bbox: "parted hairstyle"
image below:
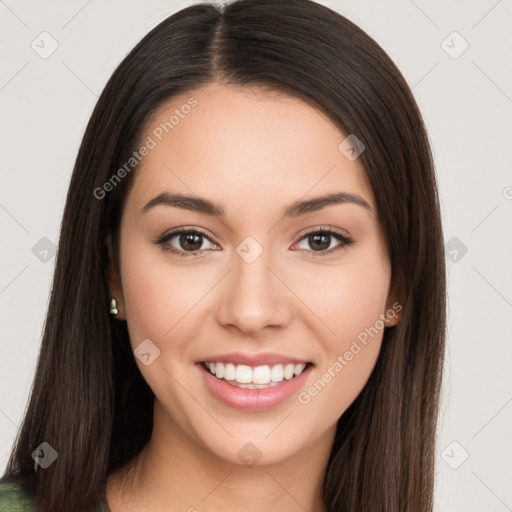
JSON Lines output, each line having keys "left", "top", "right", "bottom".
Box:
{"left": 1, "top": 1, "right": 446, "bottom": 510}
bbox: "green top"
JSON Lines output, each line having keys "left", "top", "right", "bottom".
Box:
{"left": 0, "top": 484, "right": 35, "bottom": 512}
{"left": 0, "top": 483, "right": 110, "bottom": 511}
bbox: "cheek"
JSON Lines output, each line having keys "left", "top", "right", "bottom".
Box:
{"left": 118, "top": 238, "right": 209, "bottom": 398}
{"left": 300, "top": 251, "right": 391, "bottom": 343}
{"left": 296, "top": 246, "right": 390, "bottom": 410}
{"left": 119, "top": 234, "right": 196, "bottom": 347}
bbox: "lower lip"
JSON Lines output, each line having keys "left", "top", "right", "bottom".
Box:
{"left": 197, "top": 363, "right": 313, "bottom": 411}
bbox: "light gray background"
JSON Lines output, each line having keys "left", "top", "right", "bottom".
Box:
{"left": 1, "top": 1, "right": 511, "bottom": 510}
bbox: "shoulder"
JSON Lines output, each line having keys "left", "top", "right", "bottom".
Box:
{"left": 0, "top": 483, "right": 36, "bottom": 512}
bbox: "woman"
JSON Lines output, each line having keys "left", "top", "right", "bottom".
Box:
{"left": 0, "top": 0, "right": 446, "bottom": 510}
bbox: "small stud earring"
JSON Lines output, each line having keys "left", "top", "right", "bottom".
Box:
{"left": 110, "top": 298, "right": 119, "bottom": 316}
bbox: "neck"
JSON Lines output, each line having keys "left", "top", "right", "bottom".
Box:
{"left": 107, "top": 399, "right": 334, "bottom": 512}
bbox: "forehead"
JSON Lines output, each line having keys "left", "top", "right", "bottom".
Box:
{"left": 125, "top": 83, "right": 375, "bottom": 221}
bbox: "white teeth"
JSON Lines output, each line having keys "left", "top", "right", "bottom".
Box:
{"left": 284, "top": 363, "right": 295, "bottom": 380}
{"left": 215, "top": 363, "right": 225, "bottom": 379}
{"left": 228, "top": 381, "right": 280, "bottom": 389}
{"left": 224, "top": 363, "right": 236, "bottom": 381}
{"left": 294, "top": 363, "right": 306, "bottom": 376}
{"left": 206, "top": 361, "right": 308, "bottom": 385}
{"left": 253, "top": 365, "right": 271, "bottom": 384}
{"left": 235, "top": 364, "right": 253, "bottom": 384}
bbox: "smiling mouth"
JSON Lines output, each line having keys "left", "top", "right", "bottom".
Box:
{"left": 200, "top": 361, "right": 314, "bottom": 389}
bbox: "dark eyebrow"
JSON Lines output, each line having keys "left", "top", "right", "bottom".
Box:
{"left": 142, "top": 192, "right": 225, "bottom": 216}
{"left": 141, "top": 191, "right": 373, "bottom": 217}
{"left": 283, "top": 192, "right": 373, "bottom": 216}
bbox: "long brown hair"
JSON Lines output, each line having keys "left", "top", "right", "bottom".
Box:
{"left": 1, "top": 1, "right": 446, "bottom": 510}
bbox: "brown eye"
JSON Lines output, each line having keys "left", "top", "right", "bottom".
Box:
{"left": 178, "top": 232, "right": 203, "bottom": 251}
{"left": 156, "top": 229, "right": 219, "bottom": 257}
{"left": 293, "top": 227, "right": 354, "bottom": 257}
{"left": 306, "top": 233, "right": 332, "bottom": 251}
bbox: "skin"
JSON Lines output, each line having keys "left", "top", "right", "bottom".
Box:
{"left": 106, "top": 83, "right": 400, "bottom": 512}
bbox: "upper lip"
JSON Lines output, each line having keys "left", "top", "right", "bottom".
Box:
{"left": 197, "top": 352, "right": 312, "bottom": 367}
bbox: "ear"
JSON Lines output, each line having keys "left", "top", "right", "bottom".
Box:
{"left": 107, "top": 234, "right": 126, "bottom": 320}
{"left": 384, "top": 281, "right": 402, "bottom": 327}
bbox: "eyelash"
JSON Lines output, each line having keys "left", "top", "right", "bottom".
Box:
{"left": 154, "top": 226, "right": 354, "bottom": 259}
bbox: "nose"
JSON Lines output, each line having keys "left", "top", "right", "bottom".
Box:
{"left": 216, "top": 242, "right": 293, "bottom": 335}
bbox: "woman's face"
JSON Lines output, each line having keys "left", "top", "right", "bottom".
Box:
{"left": 111, "top": 83, "right": 399, "bottom": 466}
